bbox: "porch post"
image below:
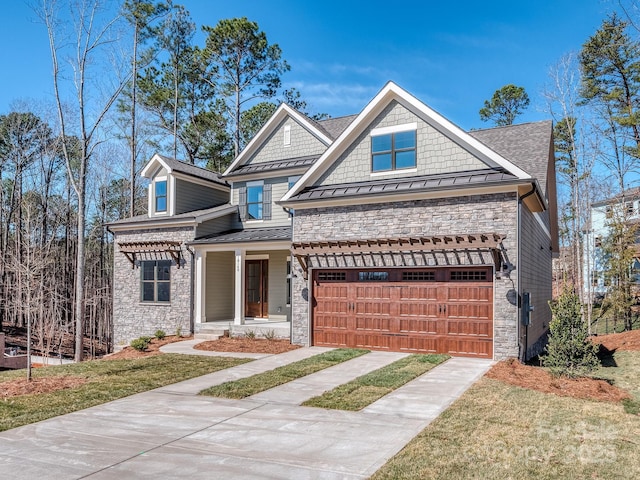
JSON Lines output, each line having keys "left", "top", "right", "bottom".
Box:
{"left": 194, "top": 249, "right": 206, "bottom": 326}
{"left": 234, "top": 248, "right": 245, "bottom": 325}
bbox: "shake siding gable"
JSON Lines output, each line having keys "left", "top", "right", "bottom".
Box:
{"left": 316, "top": 101, "right": 488, "bottom": 186}
{"left": 246, "top": 116, "right": 327, "bottom": 165}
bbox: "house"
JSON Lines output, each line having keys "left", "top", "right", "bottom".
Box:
{"left": 582, "top": 188, "right": 640, "bottom": 302}
{"left": 108, "top": 82, "right": 558, "bottom": 361}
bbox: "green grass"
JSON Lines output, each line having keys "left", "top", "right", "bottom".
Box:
{"left": 0, "top": 354, "right": 251, "bottom": 432}
{"left": 199, "top": 348, "right": 368, "bottom": 399}
{"left": 303, "top": 354, "right": 449, "bottom": 410}
{"left": 372, "top": 350, "right": 640, "bottom": 480}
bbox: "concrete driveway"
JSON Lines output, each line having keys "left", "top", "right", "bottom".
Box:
{"left": 0, "top": 346, "right": 493, "bottom": 479}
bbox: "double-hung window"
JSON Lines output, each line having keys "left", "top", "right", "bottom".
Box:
{"left": 141, "top": 260, "right": 171, "bottom": 303}
{"left": 371, "top": 126, "right": 416, "bottom": 172}
{"left": 247, "top": 181, "right": 264, "bottom": 220}
{"left": 155, "top": 180, "right": 167, "bottom": 213}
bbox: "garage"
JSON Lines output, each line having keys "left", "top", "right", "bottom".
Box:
{"left": 312, "top": 267, "right": 493, "bottom": 358}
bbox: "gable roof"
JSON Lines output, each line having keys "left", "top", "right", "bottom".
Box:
{"left": 281, "top": 82, "right": 533, "bottom": 204}
{"left": 140, "top": 154, "right": 228, "bottom": 188}
{"left": 316, "top": 114, "right": 358, "bottom": 139}
{"left": 223, "top": 103, "right": 334, "bottom": 177}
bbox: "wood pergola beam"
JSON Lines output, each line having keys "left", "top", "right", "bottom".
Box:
{"left": 118, "top": 241, "right": 183, "bottom": 269}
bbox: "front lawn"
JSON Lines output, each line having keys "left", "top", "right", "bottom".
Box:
{"left": 303, "top": 354, "right": 448, "bottom": 410}
{"left": 372, "top": 350, "right": 640, "bottom": 479}
{"left": 0, "top": 354, "right": 251, "bottom": 432}
{"left": 199, "top": 348, "right": 368, "bottom": 398}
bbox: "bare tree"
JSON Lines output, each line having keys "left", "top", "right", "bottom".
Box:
{"left": 40, "top": 0, "right": 130, "bottom": 361}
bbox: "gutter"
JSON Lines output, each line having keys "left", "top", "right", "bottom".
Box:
{"left": 518, "top": 184, "right": 537, "bottom": 362}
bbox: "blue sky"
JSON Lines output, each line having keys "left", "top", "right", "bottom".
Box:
{"left": 0, "top": 0, "right": 617, "bottom": 130}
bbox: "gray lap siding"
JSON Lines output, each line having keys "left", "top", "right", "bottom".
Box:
{"left": 291, "top": 193, "right": 521, "bottom": 359}
{"left": 112, "top": 227, "right": 194, "bottom": 347}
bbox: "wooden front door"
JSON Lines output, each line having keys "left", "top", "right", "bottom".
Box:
{"left": 312, "top": 267, "right": 493, "bottom": 358}
{"left": 246, "top": 260, "right": 268, "bottom": 317}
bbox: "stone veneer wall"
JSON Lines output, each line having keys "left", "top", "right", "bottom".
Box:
{"left": 112, "top": 226, "right": 194, "bottom": 348}
{"left": 291, "top": 193, "right": 521, "bottom": 360}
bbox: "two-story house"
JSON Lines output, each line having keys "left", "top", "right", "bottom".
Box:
{"left": 583, "top": 188, "right": 640, "bottom": 301}
{"left": 109, "top": 82, "right": 558, "bottom": 361}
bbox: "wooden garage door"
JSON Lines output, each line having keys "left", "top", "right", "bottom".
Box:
{"left": 312, "top": 267, "right": 493, "bottom": 358}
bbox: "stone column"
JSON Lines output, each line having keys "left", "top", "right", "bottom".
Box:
{"left": 194, "top": 249, "right": 206, "bottom": 325}
{"left": 234, "top": 248, "right": 246, "bottom": 325}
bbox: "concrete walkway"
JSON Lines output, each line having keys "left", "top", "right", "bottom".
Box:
{"left": 0, "top": 344, "right": 493, "bottom": 479}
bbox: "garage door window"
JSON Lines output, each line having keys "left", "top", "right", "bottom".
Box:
{"left": 358, "top": 271, "right": 389, "bottom": 281}
{"left": 450, "top": 270, "right": 488, "bottom": 281}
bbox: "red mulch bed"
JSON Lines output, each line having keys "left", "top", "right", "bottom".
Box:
{"left": 486, "top": 358, "right": 630, "bottom": 403}
{"left": 103, "top": 335, "right": 194, "bottom": 360}
{"left": 194, "top": 337, "right": 300, "bottom": 354}
{"left": 594, "top": 329, "right": 640, "bottom": 352}
{"left": 1, "top": 376, "right": 87, "bottom": 398}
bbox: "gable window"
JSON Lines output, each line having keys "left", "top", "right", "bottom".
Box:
{"left": 155, "top": 180, "right": 167, "bottom": 213}
{"left": 141, "top": 260, "right": 171, "bottom": 303}
{"left": 371, "top": 129, "right": 416, "bottom": 172}
{"left": 284, "top": 125, "right": 291, "bottom": 146}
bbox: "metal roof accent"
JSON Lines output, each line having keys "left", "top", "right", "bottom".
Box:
{"left": 192, "top": 226, "right": 292, "bottom": 244}
{"left": 118, "top": 241, "right": 182, "bottom": 268}
{"left": 225, "top": 155, "right": 319, "bottom": 177}
{"left": 291, "top": 233, "right": 506, "bottom": 279}
{"left": 286, "top": 169, "right": 518, "bottom": 203}
{"left": 107, "top": 203, "right": 237, "bottom": 229}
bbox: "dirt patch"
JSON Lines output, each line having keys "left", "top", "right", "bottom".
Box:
{"left": 1, "top": 376, "right": 87, "bottom": 398}
{"left": 486, "top": 358, "right": 630, "bottom": 403}
{"left": 104, "top": 335, "right": 193, "bottom": 360}
{"left": 594, "top": 329, "right": 640, "bottom": 352}
{"left": 194, "top": 337, "right": 300, "bottom": 354}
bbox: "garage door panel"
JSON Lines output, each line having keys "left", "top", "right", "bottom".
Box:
{"left": 398, "top": 318, "right": 440, "bottom": 334}
{"left": 312, "top": 268, "right": 493, "bottom": 358}
{"left": 446, "top": 338, "right": 492, "bottom": 358}
{"left": 447, "top": 319, "right": 493, "bottom": 338}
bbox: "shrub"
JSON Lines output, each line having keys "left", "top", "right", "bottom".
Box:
{"left": 544, "top": 287, "right": 600, "bottom": 378}
{"left": 154, "top": 329, "right": 166, "bottom": 340}
{"left": 130, "top": 336, "right": 151, "bottom": 352}
{"left": 263, "top": 329, "right": 277, "bottom": 341}
{"left": 244, "top": 329, "right": 256, "bottom": 340}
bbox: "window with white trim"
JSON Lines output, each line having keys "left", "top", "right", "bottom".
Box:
{"left": 155, "top": 180, "right": 167, "bottom": 213}
{"left": 371, "top": 130, "right": 416, "bottom": 172}
{"left": 141, "top": 260, "right": 171, "bottom": 303}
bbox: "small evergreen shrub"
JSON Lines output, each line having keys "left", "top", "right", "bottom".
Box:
{"left": 244, "top": 329, "right": 256, "bottom": 340}
{"left": 130, "top": 336, "right": 151, "bottom": 352}
{"left": 263, "top": 329, "right": 277, "bottom": 341}
{"left": 154, "top": 329, "right": 166, "bottom": 340}
{"left": 544, "top": 288, "right": 600, "bottom": 378}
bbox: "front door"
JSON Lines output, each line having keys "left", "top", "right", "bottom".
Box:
{"left": 246, "top": 259, "right": 268, "bottom": 317}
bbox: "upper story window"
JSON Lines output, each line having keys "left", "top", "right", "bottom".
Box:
{"left": 155, "top": 180, "right": 167, "bottom": 213}
{"left": 141, "top": 260, "right": 171, "bottom": 303}
{"left": 371, "top": 126, "right": 417, "bottom": 173}
{"left": 247, "top": 181, "right": 264, "bottom": 220}
{"left": 239, "top": 181, "right": 272, "bottom": 222}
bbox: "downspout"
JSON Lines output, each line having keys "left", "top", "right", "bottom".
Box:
{"left": 518, "top": 184, "right": 537, "bottom": 362}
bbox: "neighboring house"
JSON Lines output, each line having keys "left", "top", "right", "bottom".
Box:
{"left": 108, "top": 82, "right": 558, "bottom": 361}
{"left": 582, "top": 188, "right": 640, "bottom": 301}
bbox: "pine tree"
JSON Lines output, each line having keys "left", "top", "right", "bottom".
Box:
{"left": 544, "top": 287, "right": 600, "bottom": 378}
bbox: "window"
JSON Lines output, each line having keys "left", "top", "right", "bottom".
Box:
{"left": 247, "top": 182, "right": 263, "bottom": 220}
{"left": 371, "top": 130, "right": 416, "bottom": 172}
{"left": 358, "top": 271, "right": 389, "bottom": 281}
{"left": 605, "top": 205, "right": 613, "bottom": 218}
{"left": 288, "top": 176, "right": 301, "bottom": 190}
{"left": 628, "top": 202, "right": 635, "bottom": 215}
{"left": 155, "top": 180, "right": 167, "bottom": 213}
{"left": 141, "top": 260, "right": 171, "bottom": 303}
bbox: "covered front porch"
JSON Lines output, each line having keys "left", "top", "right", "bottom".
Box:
{"left": 191, "top": 227, "right": 293, "bottom": 339}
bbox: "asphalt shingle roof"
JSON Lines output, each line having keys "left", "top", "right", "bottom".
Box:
{"left": 155, "top": 154, "right": 228, "bottom": 187}
{"left": 469, "top": 120, "right": 553, "bottom": 197}
{"left": 316, "top": 114, "right": 358, "bottom": 139}
{"left": 192, "top": 226, "right": 292, "bottom": 244}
